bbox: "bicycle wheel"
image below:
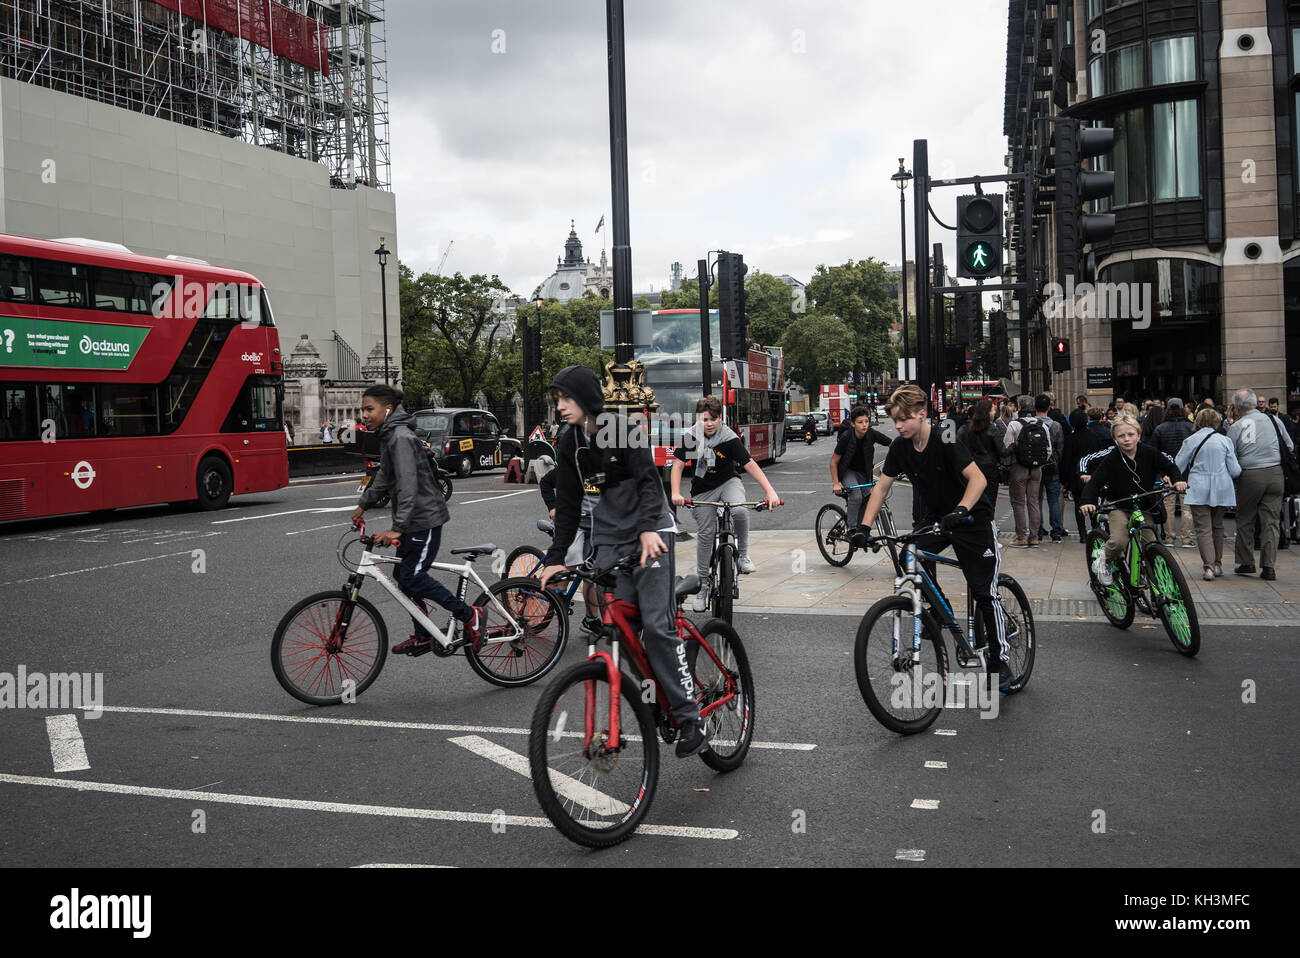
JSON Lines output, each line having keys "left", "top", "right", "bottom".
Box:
{"left": 529, "top": 660, "right": 659, "bottom": 848}
{"left": 815, "top": 503, "right": 854, "bottom": 567}
{"left": 711, "top": 545, "right": 734, "bottom": 623}
{"left": 271, "top": 591, "right": 387, "bottom": 706}
{"left": 438, "top": 475, "right": 453, "bottom": 502}
{"left": 465, "top": 577, "right": 569, "bottom": 687}
{"left": 1086, "top": 530, "right": 1134, "bottom": 629}
{"left": 853, "top": 595, "right": 948, "bottom": 734}
{"left": 974, "top": 574, "right": 1036, "bottom": 694}
{"left": 693, "top": 618, "right": 755, "bottom": 772}
{"left": 1145, "top": 541, "right": 1200, "bottom": 657}
{"left": 502, "top": 544, "right": 545, "bottom": 581}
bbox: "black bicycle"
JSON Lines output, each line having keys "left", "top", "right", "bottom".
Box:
{"left": 685, "top": 499, "right": 780, "bottom": 623}
{"left": 853, "top": 523, "right": 1035, "bottom": 734}
{"left": 815, "top": 481, "right": 896, "bottom": 567}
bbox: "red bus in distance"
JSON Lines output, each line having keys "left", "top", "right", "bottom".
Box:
{"left": 0, "top": 234, "right": 288, "bottom": 522}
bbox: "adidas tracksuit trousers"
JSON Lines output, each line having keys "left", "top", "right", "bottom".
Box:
{"left": 913, "top": 520, "right": 1010, "bottom": 664}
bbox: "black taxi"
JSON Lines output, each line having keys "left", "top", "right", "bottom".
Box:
{"left": 411, "top": 407, "right": 523, "bottom": 477}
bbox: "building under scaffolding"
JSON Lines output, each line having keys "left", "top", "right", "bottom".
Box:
{"left": 0, "top": 0, "right": 389, "bottom": 190}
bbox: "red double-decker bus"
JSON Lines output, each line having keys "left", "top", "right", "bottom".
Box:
{"left": 0, "top": 234, "right": 288, "bottom": 522}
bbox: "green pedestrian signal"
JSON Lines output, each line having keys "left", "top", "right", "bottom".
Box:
{"left": 956, "top": 194, "right": 1003, "bottom": 279}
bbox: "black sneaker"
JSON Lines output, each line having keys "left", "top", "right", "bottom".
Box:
{"left": 1261, "top": 567, "right": 1277, "bottom": 581}
{"left": 580, "top": 615, "right": 602, "bottom": 636}
{"left": 1234, "top": 564, "right": 1257, "bottom": 576}
{"left": 998, "top": 662, "right": 1015, "bottom": 693}
{"left": 675, "top": 717, "right": 710, "bottom": 758}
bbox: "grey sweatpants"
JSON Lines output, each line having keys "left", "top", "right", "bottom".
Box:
{"left": 592, "top": 536, "right": 700, "bottom": 725}
{"left": 691, "top": 477, "right": 749, "bottom": 580}
{"left": 1234, "top": 467, "right": 1284, "bottom": 570}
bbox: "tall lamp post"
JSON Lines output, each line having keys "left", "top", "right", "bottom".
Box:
{"left": 374, "top": 238, "right": 391, "bottom": 385}
{"left": 891, "top": 160, "right": 912, "bottom": 382}
{"left": 529, "top": 289, "right": 544, "bottom": 440}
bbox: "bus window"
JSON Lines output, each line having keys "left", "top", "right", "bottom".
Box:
{"left": 91, "top": 268, "right": 158, "bottom": 314}
{"left": 203, "top": 284, "right": 262, "bottom": 324}
{"left": 0, "top": 255, "right": 33, "bottom": 303}
{"left": 222, "top": 376, "right": 282, "bottom": 432}
{"left": 1, "top": 384, "right": 37, "bottom": 440}
{"left": 749, "top": 390, "right": 766, "bottom": 425}
{"left": 768, "top": 391, "right": 783, "bottom": 424}
{"left": 44, "top": 383, "right": 98, "bottom": 438}
{"left": 259, "top": 288, "right": 276, "bottom": 327}
{"left": 99, "top": 383, "right": 160, "bottom": 437}
{"left": 36, "top": 260, "right": 90, "bottom": 308}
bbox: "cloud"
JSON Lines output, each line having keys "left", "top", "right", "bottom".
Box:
{"left": 388, "top": 0, "right": 1011, "bottom": 296}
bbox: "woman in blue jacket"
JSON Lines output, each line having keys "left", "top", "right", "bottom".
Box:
{"left": 1175, "top": 407, "right": 1242, "bottom": 581}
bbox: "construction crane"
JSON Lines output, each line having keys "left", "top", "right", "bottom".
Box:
{"left": 436, "top": 240, "right": 454, "bottom": 276}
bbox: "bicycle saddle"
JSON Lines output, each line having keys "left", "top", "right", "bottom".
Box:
{"left": 450, "top": 543, "right": 497, "bottom": 557}
{"left": 537, "top": 518, "right": 555, "bottom": 535}
{"left": 674, "top": 574, "right": 702, "bottom": 600}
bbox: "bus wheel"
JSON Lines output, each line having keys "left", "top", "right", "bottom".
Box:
{"left": 195, "top": 456, "right": 233, "bottom": 510}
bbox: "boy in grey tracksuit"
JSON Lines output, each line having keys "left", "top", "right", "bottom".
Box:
{"left": 537, "top": 365, "right": 707, "bottom": 758}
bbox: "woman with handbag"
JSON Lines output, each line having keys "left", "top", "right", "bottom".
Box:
{"left": 1177, "top": 407, "right": 1241, "bottom": 580}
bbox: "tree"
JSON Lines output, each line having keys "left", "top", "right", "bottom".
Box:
{"left": 743, "top": 271, "right": 798, "bottom": 347}
{"left": 779, "top": 311, "right": 854, "bottom": 398}
{"left": 399, "top": 267, "right": 515, "bottom": 405}
{"left": 806, "top": 259, "right": 901, "bottom": 382}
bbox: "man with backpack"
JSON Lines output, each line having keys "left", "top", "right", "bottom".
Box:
{"left": 1002, "top": 394, "right": 1053, "bottom": 546}
{"left": 1032, "top": 394, "right": 1067, "bottom": 541}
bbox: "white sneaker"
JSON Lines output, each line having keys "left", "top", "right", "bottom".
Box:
{"left": 1091, "top": 549, "right": 1113, "bottom": 586}
{"left": 737, "top": 554, "right": 757, "bottom": 574}
{"left": 691, "top": 591, "right": 709, "bottom": 613}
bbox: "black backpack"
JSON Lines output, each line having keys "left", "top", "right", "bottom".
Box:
{"left": 1016, "top": 417, "right": 1051, "bottom": 468}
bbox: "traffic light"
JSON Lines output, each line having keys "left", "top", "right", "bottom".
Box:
{"left": 522, "top": 320, "right": 542, "bottom": 375}
{"left": 989, "top": 310, "right": 1009, "bottom": 378}
{"left": 956, "top": 194, "right": 1003, "bottom": 279}
{"left": 1054, "top": 118, "right": 1115, "bottom": 284}
{"left": 953, "top": 291, "right": 981, "bottom": 345}
{"left": 944, "top": 345, "right": 967, "bottom": 377}
{"left": 1052, "top": 336, "right": 1071, "bottom": 373}
{"left": 718, "top": 250, "right": 748, "bottom": 358}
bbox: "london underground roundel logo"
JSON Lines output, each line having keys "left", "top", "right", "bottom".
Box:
{"left": 71, "top": 460, "right": 96, "bottom": 490}
{"left": 80, "top": 336, "right": 93, "bottom": 354}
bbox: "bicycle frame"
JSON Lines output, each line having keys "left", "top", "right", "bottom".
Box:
{"left": 584, "top": 595, "right": 737, "bottom": 753}
{"left": 1092, "top": 490, "right": 1165, "bottom": 591}
{"left": 882, "top": 536, "right": 984, "bottom": 669}
{"left": 349, "top": 546, "right": 522, "bottom": 651}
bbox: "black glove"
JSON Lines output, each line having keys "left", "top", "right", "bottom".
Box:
{"left": 940, "top": 506, "right": 972, "bottom": 531}
{"left": 848, "top": 525, "right": 874, "bottom": 549}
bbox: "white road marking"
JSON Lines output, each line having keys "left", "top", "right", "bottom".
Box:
{"left": 911, "top": 799, "right": 940, "bottom": 810}
{"left": 933, "top": 729, "right": 957, "bottom": 736}
{"left": 317, "top": 495, "right": 364, "bottom": 501}
{"left": 458, "top": 490, "right": 535, "bottom": 505}
{"left": 895, "top": 849, "right": 927, "bottom": 862}
{"left": 286, "top": 524, "right": 349, "bottom": 536}
{"left": 0, "top": 773, "right": 738, "bottom": 840}
{"left": 0, "top": 551, "right": 196, "bottom": 587}
{"left": 353, "top": 863, "right": 457, "bottom": 868}
{"left": 211, "top": 506, "right": 356, "bottom": 524}
{"left": 46, "top": 715, "right": 89, "bottom": 773}
{"left": 924, "top": 761, "right": 948, "bottom": 769}
{"left": 450, "top": 734, "right": 628, "bottom": 816}
{"left": 95, "top": 705, "right": 818, "bottom": 751}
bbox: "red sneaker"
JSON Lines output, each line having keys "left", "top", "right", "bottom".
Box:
{"left": 392, "top": 635, "right": 432, "bottom": 655}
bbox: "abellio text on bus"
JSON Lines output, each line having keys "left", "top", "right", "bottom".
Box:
{"left": 0, "top": 233, "right": 288, "bottom": 522}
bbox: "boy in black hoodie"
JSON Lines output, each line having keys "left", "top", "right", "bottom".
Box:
{"left": 537, "top": 366, "right": 708, "bottom": 758}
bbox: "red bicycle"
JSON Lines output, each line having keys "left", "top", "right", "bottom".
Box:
{"left": 528, "top": 554, "right": 755, "bottom": 847}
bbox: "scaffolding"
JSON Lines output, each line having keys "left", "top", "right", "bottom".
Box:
{"left": 0, "top": 0, "right": 389, "bottom": 190}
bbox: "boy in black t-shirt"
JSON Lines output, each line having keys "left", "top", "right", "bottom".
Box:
{"left": 671, "top": 395, "right": 781, "bottom": 612}
{"left": 830, "top": 404, "right": 893, "bottom": 529}
{"left": 857, "top": 385, "right": 1014, "bottom": 690}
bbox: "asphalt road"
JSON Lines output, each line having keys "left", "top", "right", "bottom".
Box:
{"left": 0, "top": 444, "right": 1296, "bottom": 867}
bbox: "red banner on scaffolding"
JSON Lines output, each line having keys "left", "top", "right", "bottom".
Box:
{"left": 152, "top": 0, "right": 330, "bottom": 76}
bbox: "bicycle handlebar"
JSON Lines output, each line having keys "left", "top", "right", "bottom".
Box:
{"left": 683, "top": 499, "right": 783, "bottom": 511}
{"left": 1092, "top": 483, "right": 1172, "bottom": 514}
{"left": 545, "top": 552, "right": 640, "bottom": 586}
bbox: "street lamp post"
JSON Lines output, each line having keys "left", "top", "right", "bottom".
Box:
{"left": 529, "top": 289, "right": 544, "bottom": 441}
{"left": 374, "top": 238, "right": 391, "bottom": 385}
{"left": 891, "top": 159, "right": 912, "bottom": 382}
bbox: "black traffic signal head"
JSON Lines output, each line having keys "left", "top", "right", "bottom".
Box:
{"left": 956, "top": 194, "right": 1004, "bottom": 279}
{"left": 1054, "top": 118, "right": 1116, "bottom": 284}
{"left": 953, "top": 291, "right": 981, "bottom": 345}
{"left": 989, "top": 309, "right": 1009, "bottom": 379}
{"left": 717, "top": 250, "right": 748, "bottom": 358}
{"left": 1051, "top": 336, "right": 1071, "bottom": 373}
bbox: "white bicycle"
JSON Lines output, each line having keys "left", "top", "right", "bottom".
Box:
{"left": 271, "top": 521, "right": 569, "bottom": 705}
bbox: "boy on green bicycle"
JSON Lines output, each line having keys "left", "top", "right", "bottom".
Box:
{"left": 855, "top": 384, "right": 1014, "bottom": 690}
{"left": 1078, "top": 414, "right": 1186, "bottom": 586}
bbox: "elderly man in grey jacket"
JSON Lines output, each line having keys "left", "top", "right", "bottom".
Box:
{"left": 1227, "top": 388, "right": 1294, "bottom": 580}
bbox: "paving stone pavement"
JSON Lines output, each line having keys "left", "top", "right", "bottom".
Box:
{"left": 683, "top": 530, "right": 1300, "bottom": 624}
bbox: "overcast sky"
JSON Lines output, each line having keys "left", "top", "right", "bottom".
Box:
{"left": 386, "top": 0, "right": 1010, "bottom": 298}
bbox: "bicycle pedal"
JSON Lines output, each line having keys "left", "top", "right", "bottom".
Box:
{"left": 404, "top": 643, "right": 435, "bottom": 658}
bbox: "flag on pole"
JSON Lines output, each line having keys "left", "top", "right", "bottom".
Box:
{"left": 595, "top": 215, "right": 605, "bottom": 233}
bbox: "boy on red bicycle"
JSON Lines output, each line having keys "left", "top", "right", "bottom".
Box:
{"left": 536, "top": 365, "right": 708, "bottom": 757}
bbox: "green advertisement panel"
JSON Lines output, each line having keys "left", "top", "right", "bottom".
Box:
{"left": 1, "top": 316, "right": 150, "bottom": 371}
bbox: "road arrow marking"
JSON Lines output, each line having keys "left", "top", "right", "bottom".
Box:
{"left": 449, "top": 734, "right": 628, "bottom": 817}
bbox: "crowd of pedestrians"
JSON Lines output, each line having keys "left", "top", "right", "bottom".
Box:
{"left": 947, "top": 388, "right": 1298, "bottom": 583}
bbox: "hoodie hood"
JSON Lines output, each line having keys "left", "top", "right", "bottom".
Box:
{"left": 379, "top": 404, "right": 414, "bottom": 436}
{"left": 549, "top": 365, "right": 605, "bottom": 418}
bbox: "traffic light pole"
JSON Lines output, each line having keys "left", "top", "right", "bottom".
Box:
{"left": 932, "top": 243, "right": 945, "bottom": 419}
{"left": 698, "top": 256, "right": 712, "bottom": 397}
{"left": 1020, "top": 162, "right": 1034, "bottom": 398}
{"left": 912, "top": 140, "right": 931, "bottom": 401}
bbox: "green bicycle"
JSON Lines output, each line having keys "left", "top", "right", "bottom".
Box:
{"left": 1085, "top": 485, "right": 1200, "bottom": 657}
